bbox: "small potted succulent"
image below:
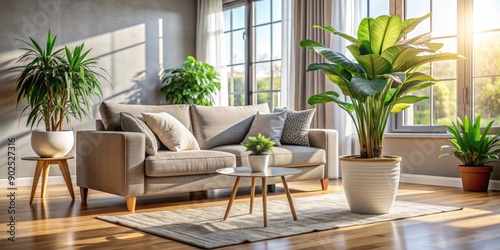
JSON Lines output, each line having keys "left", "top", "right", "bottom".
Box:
{"left": 243, "top": 133, "right": 275, "bottom": 172}
{"left": 160, "top": 56, "right": 221, "bottom": 106}
{"left": 440, "top": 116, "right": 500, "bottom": 191}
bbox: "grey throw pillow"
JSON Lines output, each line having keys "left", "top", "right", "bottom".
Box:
{"left": 120, "top": 112, "right": 160, "bottom": 156}
{"left": 274, "top": 108, "right": 315, "bottom": 146}
{"left": 242, "top": 111, "right": 287, "bottom": 146}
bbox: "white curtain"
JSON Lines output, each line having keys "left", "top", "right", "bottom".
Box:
{"left": 330, "top": 0, "right": 363, "bottom": 157}
{"left": 281, "top": 0, "right": 294, "bottom": 108}
{"left": 196, "top": 0, "right": 228, "bottom": 106}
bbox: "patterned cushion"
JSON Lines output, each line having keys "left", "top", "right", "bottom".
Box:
{"left": 120, "top": 112, "right": 159, "bottom": 156}
{"left": 141, "top": 112, "right": 200, "bottom": 152}
{"left": 273, "top": 108, "right": 315, "bottom": 146}
{"left": 242, "top": 111, "right": 287, "bottom": 146}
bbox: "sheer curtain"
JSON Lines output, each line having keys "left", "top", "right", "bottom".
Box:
{"left": 196, "top": 0, "right": 228, "bottom": 106}
{"left": 281, "top": 0, "right": 294, "bottom": 109}
{"left": 330, "top": 0, "right": 363, "bottom": 157}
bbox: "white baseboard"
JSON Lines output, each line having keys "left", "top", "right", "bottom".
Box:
{"left": 400, "top": 173, "right": 500, "bottom": 191}
{"left": 0, "top": 175, "right": 77, "bottom": 188}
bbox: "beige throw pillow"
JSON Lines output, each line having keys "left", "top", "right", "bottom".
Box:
{"left": 141, "top": 112, "right": 200, "bottom": 152}
{"left": 242, "top": 111, "right": 287, "bottom": 146}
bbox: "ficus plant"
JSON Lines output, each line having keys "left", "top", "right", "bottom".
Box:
{"left": 440, "top": 116, "right": 500, "bottom": 166}
{"left": 300, "top": 13, "right": 464, "bottom": 158}
{"left": 13, "top": 30, "right": 108, "bottom": 131}
{"left": 160, "top": 56, "right": 221, "bottom": 106}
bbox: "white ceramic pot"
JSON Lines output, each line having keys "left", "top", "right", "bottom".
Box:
{"left": 340, "top": 155, "right": 401, "bottom": 214}
{"left": 31, "top": 131, "right": 74, "bottom": 158}
{"left": 248, "top": 154, "right": 270, "bottom": 172}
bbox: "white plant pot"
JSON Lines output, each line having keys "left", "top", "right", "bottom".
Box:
{"left": 248, "top": 154, "right": 270, "bottom": 172}
{"left": 31, "top": 131, "right": 74, "bottom": 158}
{"left": 340, "top": 155, "right": 401, "bottom": 214}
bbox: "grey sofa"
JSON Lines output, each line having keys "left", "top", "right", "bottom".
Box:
{"left": 76, "top": 102, "right": 338, "bottom": 211}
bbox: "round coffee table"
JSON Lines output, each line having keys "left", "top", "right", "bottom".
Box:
{"left": 216, "top": 166, "right": 301, "bottom": 227}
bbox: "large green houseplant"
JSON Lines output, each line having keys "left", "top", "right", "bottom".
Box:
{"left": 160, "top": 56, "right": 221, "bottom": 106}
{"left": 13, "top": 30, "right": 108, "bottom": 157}
{"left": 440, "top": 116, "right": 500, "bottom": 191}
{"left": 300, "top": 13, "right": 464, "bottom": 213}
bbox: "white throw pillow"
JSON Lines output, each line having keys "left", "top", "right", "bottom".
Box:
{"left": 141, "top": 112, "right": 200, "bottom": 152}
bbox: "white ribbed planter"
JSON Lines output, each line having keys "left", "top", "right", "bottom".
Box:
{"left": 340, "top": 155, "right": 401, "bottom": 214}
{"left": 248, "top": 154, "right": 270, "bottom": 172}
{"left": 31, "top": 131, "right": 74, "bottom": 158}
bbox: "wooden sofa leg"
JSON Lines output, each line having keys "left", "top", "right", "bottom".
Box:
{"left": 126, "top": 196, "right": 136, "bottom": 212}
{"left": 320, "top": 178, "right": 329, "bottom": 190}
{"left": 80, "top": 187, "right": 88, "bottom": 202}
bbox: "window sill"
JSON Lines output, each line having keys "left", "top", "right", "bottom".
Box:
{"left": 385, "top": 133, "right": 451, "bottom": 139}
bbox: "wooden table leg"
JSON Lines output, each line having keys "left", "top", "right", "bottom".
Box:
{"left": 41, "top": 162, "right": 50, "bottom": 198}
{"left": 224, "top": 176, "right": 241, "bottom": 220}
{"left": 262, "top": 177, "right": 267, "bottom": 227}
{"left": 250, "top": 177, "right": 256, "bottom": 214}
{"left": 281, "top": 176, "right": 297, "bottom": 220}
{"left": 58, "top": 160, "right": 75, "bottom": 200}
{"left": 30, "top": 161, "right": 45, "bottom": 205}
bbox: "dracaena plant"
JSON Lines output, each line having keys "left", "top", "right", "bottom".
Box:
{"left": 300, "top": 13, "right": 464, "bottom": 158}
{"left": 440, "top": 116, "right": 500, "bottom": 166}
{"left": 13, "top": 30, "right": 108, "bottom": 131}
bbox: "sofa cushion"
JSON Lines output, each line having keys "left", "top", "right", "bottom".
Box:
{"left": 99, "top": 101, "right": 191, "bottom": 131}
{"left": 120, "top": 112, "right": 160, "bottom": 156}
{"left": 274, "top": 108, "right": 315, "bottom": 146}
{"left": 211, "top": 144, "right": 326, "bottom": 167}
{"left": 145, "top": 150, "right": 236, "bottom": 177}
{"left": 142, "top": 112, "right": 200, "bottom": 152}
{"left": 242, "top": 111, "right": 287, "bottom": 146}
{"left": 190, "top": 104, "right": 270, "bottom": 149}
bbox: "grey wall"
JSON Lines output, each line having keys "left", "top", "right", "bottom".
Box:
{"left": 0, "top": 0, "right": 196, "bottom": 179}
{"left": 384, "top": 136, "right": 500, "bottom": 180}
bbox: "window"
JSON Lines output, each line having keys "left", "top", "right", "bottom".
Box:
{"left": 394, "top": 0, "right": 500, "bottom": 132}
{"left": 224, "top": 0, "right": 283, "bottom": 109}
{"left": 224, "top": 5, "right": 246, "bottom": 106}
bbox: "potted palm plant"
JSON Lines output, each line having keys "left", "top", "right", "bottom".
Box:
{"left": 13, "top": 30, "right": 108, "bottom": 157}
{"left": 243, "top": 134, "right": 275, "bottom": 172}
{"left": 300, "top": 13, "right": 464, "bottom": 213}
{"left": 160, "top": 56, "right": 221, "bottom": 106}
{"left": 440, "top": 116, "right": 500, "bottom": 192}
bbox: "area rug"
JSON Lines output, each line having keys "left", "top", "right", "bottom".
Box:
{"left": 97, "top": 193, "right": 461, "bottom": 249}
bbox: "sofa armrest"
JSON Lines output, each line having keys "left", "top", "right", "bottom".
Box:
{"left": 76, "top": 130, "right": 146, "bottom": 196}
{"left": 308, "top": 129, "right": 339, "bottom": 179}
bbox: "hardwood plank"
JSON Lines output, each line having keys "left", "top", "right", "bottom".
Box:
{"left": 1, "top": 180, "right": 499, "bottom": 249}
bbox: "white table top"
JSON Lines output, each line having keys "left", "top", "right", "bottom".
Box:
{"left": 216, "top": 166, "right": 301, "bottom": 177}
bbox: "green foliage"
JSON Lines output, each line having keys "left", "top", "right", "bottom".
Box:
{"left": 12, "top": 30, "right": 108, "bottom": 131}
{"left": 243, "top": 133, "right": 275, "bottom": 155}
{"left": 161, "top": 56, "right": 221, "bottom": 106}
{"left": 440, "top": 116, "right": 500, "bottom": 166}
{"left": 300, "top": 13, "right": 464, "bottom": 158}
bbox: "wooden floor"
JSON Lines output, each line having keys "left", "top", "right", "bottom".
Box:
{"left": 1, "top": 180, "right": 500, "bottom": 249}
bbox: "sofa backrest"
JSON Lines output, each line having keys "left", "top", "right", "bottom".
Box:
{"left": 99, "top": 101, "right": 192, "bottom": 131}
{"left": 190, "top": 104, "right": 270, "bottom": 149}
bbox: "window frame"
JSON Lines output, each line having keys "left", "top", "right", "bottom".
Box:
{"left": 223, "top": 0, "right": 283, "bottom": 108}
{"left": 391, "top": 0, "right": 500, "bottom": 133}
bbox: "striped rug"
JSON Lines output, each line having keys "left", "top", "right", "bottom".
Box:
{"left": 97, "top": 193, "right": 461, "bottom": 249}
